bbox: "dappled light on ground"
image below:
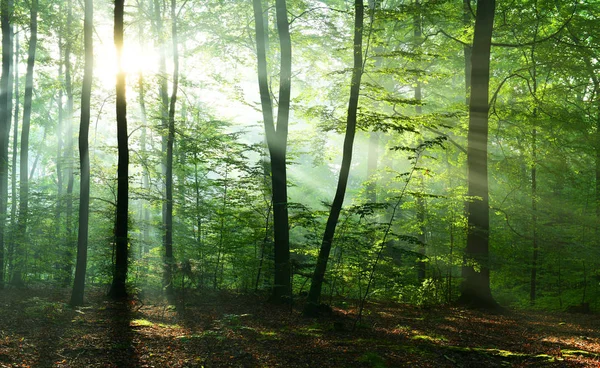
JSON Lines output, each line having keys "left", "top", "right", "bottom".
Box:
{"left": 1, "top": 288, "right": 599, "bottom": 367}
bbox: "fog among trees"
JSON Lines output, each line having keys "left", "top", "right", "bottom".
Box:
{"left": 1, "top": 1, "right": 600, "bottom": 366}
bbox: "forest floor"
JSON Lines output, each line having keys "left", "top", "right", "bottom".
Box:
{"left": 0, "top": 288, "right": 599, "bottom": 367}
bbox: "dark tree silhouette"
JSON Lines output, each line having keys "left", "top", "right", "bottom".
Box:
{"left": 14, "top": 0, "right": 37, "bottom": 287}
{"left": 304, "top": 0, "right": 365, "bottom": 316}
{"left": 109, "top": 0, "right": 129, "bottom": 299}
{"left": 458, "top": 0, "right": 497, "bottom": 308}
{"left": 0, "top": 0, "right": 13, "bottom": 289}
{"left": 252, "top": 0, "right": 293, "bottom": 303}
{"left": 71, "top": 0, "right": 93, "bottom": 306}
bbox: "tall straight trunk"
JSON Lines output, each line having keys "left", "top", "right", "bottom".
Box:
{"left": 55, "top": 34, "right": 63, "bottom": 256}
{"left": 365, "top": 0, "right": 379, "bottom": 205}
{"left": 304, "top": 0, "right": 364, "bottom": 316}
{"left": 528, "top": 39, "right": 539, "bottom": 304}
{"left": 163, "top": 0, "right": 179, "bottom": 295}
{"left": 458, "top": 0, "right": 497, "bottom": 308}
{"left": 463, "top": 0, "right": 472, "bottom": 105}
{"left": 7, "top": 29, "right": 17, "bottom": 281}
{"left": 152, "top": 0, "right": 170, "bottom": 292}
{"left": 0, "top": 0, "right": 13, "bottom": 289}
{"left": 252, "top": 0, "right": 292, "bottom": 303}
{"left": 530, "top": 126, "right": 538, "bottom": 303}
{"left": 63, "top": 0, "right": 75, "bottom": 286}
{"left": 71, "top": 0, "right": 92, "bottom": 307}
{"left": 139, "top": 77, "right": 150, "bottom": 256}
{"left": 136, "top": 0, "right": 150, "bottom": 256}
{"left": 414, "top": 0, "right": 426, "bottom": 283}
{"left": 596, "top": 104, "right": 600, "bottom": 246}
{"left": 14, "top": 0, "right": 37, "bottom": 287}
{"left": 109, "top": 0, "right": 129, "bottom": 300}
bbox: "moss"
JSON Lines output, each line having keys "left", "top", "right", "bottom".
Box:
{"left": 411, "top": 334, "right": 448, "bottom": 342}
{"left": 130, "top": 319, "right": 154, "bottom": 327}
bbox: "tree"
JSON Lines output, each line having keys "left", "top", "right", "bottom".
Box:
{"left": 13, "top": 0, "right": 37, "bottom": 286}
{"left": 71, "top": 0, "right": 93, "bottom": 307}
{"left": 62, "top": 0, "right": 76, "bottom": 286}
{"left": 163, "top": 0, "right": 180, "bottom": 295}
{"left": 458, "top": 0, "right": 497, "bottom": 308}
{"left": 0, "top": 0, "right": 13, "bottom": 289}
{"left": 108, "top": 0, "right": 129, "bottom": 299}
{"left": 252, "top": 0, "right": 292, "bottom": 303}
{"left": 304, "top": 0, "right": 365, "bottom": 316}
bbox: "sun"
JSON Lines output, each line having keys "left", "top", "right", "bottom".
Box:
{"left": 94, "top": 34, "right": 159, "bottom": 90}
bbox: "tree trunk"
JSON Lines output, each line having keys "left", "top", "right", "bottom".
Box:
{"left": 152, "top": 0, "right": 171, "bottom": 293}
{"left": 463, "top": 0, "right": 472, "bottom": 105}
{"left": 304, "top": 0, "right": 364, "bottom": 316}
{"left": 109, "top": 0, "right": 129, "bottom": 300}
{"left": 7, "top": 29, "right": 17, "bottom": 284}
{"left": 14, "top": 0, "right": 37, "bottom": 287}
{"left": 63, "top": 0, "right": 76, "bottom": 286}
{"left": 55, "top": 33, "right": 63, "bottom": 276}
{"left": 530, "top": 126, "right": 538, "bottom": 304}
{"left": 458, "top": 0, "right": 497, "bottom": 308}
{"left": 0, "top": 0, "right": 13, "bottom": 289}
{"left": 252, "top": 0, "right": 292, "bottom": 303}
{"left": 71, "top": 0, "right": 93, "bottom": 307}
{"left": 366, "top": 132, "right": 378, "bottom": 203}
{"left": 163, "top": 0, "right": 179, "bottom": 295}
{"left": 414, "top": 0, "right": 426, "bottom": 283}
{"left": 136, "top": 1, "right": 150, "bottom": 257}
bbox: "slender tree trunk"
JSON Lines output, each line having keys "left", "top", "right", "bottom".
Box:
{"left": 252, "top": 0, "right": 292, "bottom": 303}
{"left": 152, "top": 0, "right": 171, "bottom": 293}
{"left": 14, "top": 0, "right": 37, "bottom": 287}
{"left": 71, "top": 0, "right": 93, "bottom": 307}
{"left": 528, "top": 41, "right": 539, "bottom": 304}
{"left": 304, "top": 0, "right": 364, "bottom": 316}
{"left": 0, "top": 0, "right": 13, "bottom": 289}
{"left": 7, "top": 29, "right": 17, "bottom": 283}
{"left": 109, "top": 0, "right": 129, "bottom": 300}
{"left": 366, "top": 133, "right": 378, "bottom": 203}
{"left": 63, "top": 0, "right": 75, "bottom": 286}
{"left": 164, "top": 0, "right": 179, "bottom": 295}
{"left": 458, "top": 0, "right": 497, "bottom": 308}
{"left": 463, "top": 0, "right": 472, "bottom": 105}
{"left": 55, "top": 34, "right": 64, "bottom": 275}
{"left": 596, "top": 103, "right": 600, "bottom": 247}
{"left": 136, "top": 0, "right": 150, "bottom": 257}
{"left": 414, "top": 0, "right": 426, "bottom": 283}
{"left": 365, "top": 0, "right": 379, "bottom": 204}
{"left": 139, "top": 74, "right": 150, "bottom": 255}
{"left": 530, "top": 126, "right": 538, "bottom": 304}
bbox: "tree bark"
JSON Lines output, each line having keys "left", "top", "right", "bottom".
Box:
{"left": 137, "top": 1, "right": 150, "bottom": 257}
{"left": 458, "top": 0, "right": 497, "bottom": 308}
{"left": 164, "top": 0, "right": 179, "bottom": 295}
{"left": 63, "top": 0, "right": 76, "bottom": 286}
{"left": 253, "top": 0, "right": 292, "bottom": 303}
{"left": 304, "top": 0, "right": 364, "bottom": 316}
{"left": 14, "top": 0, "right": 37, "bottom": 287}
{"left": 0, "top": 0, "right": 13, "bottom": 289}
{"left": 71, "top": 0, "right": 93, "bottom": 307}
{"left": 414, "top": 0, "right": 426, "bottom": 283}
{"left": 109, "top": 0, "right": 129, "bottom": 300}
{"left": 463, "top": 0, "right": 472, "bottom": 105}
{"left": 7, "top": 27, "right": 17, "bottom": 284}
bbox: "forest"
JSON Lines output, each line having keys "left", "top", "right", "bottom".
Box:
{"left": 1, "top": 0, "right": 600, "bottom": 366}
